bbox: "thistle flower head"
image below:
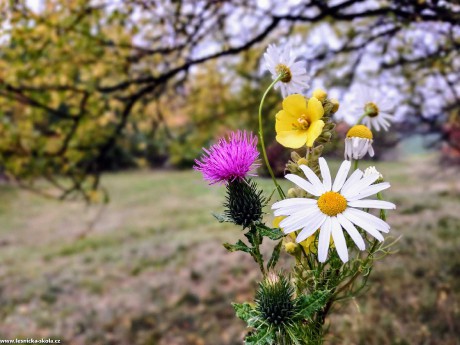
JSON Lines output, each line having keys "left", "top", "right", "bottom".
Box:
{"left": 194, "top": 131, "right": 260, "bottom": 185}
{"left": 224, "top": 179, "right": 265, "bottom": 228}
{"left": 256, "top": 274, "right": 296, "bottom": 327}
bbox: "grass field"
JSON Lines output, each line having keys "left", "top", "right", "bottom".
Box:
{"left": 0, "top": 155, "right": 459, "bottom": 344}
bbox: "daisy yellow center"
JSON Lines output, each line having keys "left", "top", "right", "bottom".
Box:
{"left": 364, "top": 102, "right": 379, "bottom": 117}
{"left": 346, "top": 125, "right": 373, "bottom": 139}
{"left": 275, "top": 64, "right": 292, "bottom": 83}
{"left": 317, "top": 191, "right": 347, "bottom": 216}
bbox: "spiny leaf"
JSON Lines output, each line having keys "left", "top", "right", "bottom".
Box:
{"left": 257, "top": 224, "right": 284, "bottom": 240}
{"left": 223, "top": 240, "right": 251, "bottom": 253}
{"left": 232, "top": 302, "right": 254, "bottom": 322}
{"left": 295, "top": 290, "right": 331, "bottom": 320}
{"left": 267, "top": 240, "right": 283, "bottom": 270}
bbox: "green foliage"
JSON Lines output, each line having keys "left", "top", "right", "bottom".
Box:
{"left": 267, "top": 240, "right": 283, "bottom": 270}
{"left": 233, "top": 274, "right": 331, "bottom": 345}
{"left": 223, "top": 240, "right": 251, "bottom": 254}
{"left": 257, "top": 223, "right": 284, "bottom": 240}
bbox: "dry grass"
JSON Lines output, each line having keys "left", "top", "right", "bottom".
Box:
{"left": 0, "top": 155, "right": 459, "bottom": 344}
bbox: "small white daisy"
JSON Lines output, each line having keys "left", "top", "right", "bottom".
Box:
{"left": 264, "top": 44, "right": 310, "bottom": 98}
{"left": 344, "top": 125, "right": 375, "bottom": 160}
{"left": 272, "top": 158, "right": 395, "bottom": 263}
{"left": 348, "top": 86, "right": 394, "bottom": 131}
{"left": 364, "top": 166, "right": 383, "bottom": 181}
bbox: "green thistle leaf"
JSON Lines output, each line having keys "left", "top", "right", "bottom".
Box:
{"left": 256, "top": 224, "right": 284, "bottom": 240}
{"left": 267, "top": 240, "right": 283, "bottom": 270}
{"left": 245, "top": 326, "right": 275, "bottom": 345}
{"left": 232, "top": 302, "right": 254, "bottom": 322}
{"left": 212, "top": 213, "right": 233, "bottom": 223}
{"left": 223, "top": 240, "right": 251, "bottom": 253}
{"left": 295, "top": 290, "right": 331, "bottom": 320}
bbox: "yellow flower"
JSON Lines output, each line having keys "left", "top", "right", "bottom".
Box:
{"left": 273, "top": 216, "right": 318, "bottom": 254}
{"left": 275, "top": 94, "right": 325, "bottom": 148}
{"left": 273, "top": 215, "right": 334, "bottom": 254}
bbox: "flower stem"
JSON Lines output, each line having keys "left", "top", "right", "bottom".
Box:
{"left": 258, "top": 75, "right": 285, "bottom": 199}
{"left": 357, "top": 113, "right": 367, "bottom": 124}
{"left": 353, "top": 159, "right": 359, "bottom": 171}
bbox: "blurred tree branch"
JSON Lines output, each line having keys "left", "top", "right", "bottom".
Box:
{"left": 0, "top": 0, "right": 459, "bottom": 199}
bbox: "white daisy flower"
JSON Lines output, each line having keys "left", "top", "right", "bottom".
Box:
{"left": 348, "top": 86, "right": 394, "bottom": 131}
{"left": 271, "top": 158, "right": 395, "bottom": 263}
{"left": 344, "top": 125, "right": 375, "bottom": 160}
{"left": 364, "top": 166, "right": 383, "bottom": 181}
{"left": 264, "top": 44, "right": 310, "bottom": 98}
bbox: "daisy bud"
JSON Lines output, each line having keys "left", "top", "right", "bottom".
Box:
{"left": 344, "top": 125, "right": 375, "bottom": 161}
{"left": 313, "top": 88, "right": 327, "bottom": 103}
{"left": 224, "top": 179, "right": 265, "bottom": 228}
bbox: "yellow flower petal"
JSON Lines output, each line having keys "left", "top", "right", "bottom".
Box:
{"left": 300, "top": 235, "right": 317, "bottom": 254}
{"left": 306, "top": 97, "right": 324, "bottom": 122}
{"left": 273, "top": 216, "right": 284, "bottom": 228}
{"left": 275, "top": 110, "right": 298, "bottom": 132}
{"left": 276, "top": 130, "right": 309, "bottom": 149}
{"left": 306, "top": 120, "right": 325, "bottom": 147}
{"left": 282, "top": 94, "right": 308, "bottom": 117}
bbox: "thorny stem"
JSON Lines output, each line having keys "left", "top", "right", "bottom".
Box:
{"left": 258, "top": 74, "right": 285, "bottom": 199}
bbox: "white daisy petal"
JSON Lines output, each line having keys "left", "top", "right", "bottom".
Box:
{"left": 342, "top": 173, "right": 380, "bottom": 199}
{"left": 342, "top": 208, "right": 384, "bottom": 241}
{"left": 340, "top": 169, "right": 363, "bottom": 195}
{"left": 285, "top": 174, "right": 321, "bottom": 196}
{"left": 274, "top": 202, "right": 316, "bottom": 217}
{"left": 272, "top": 198, "right": 315, "bottom": 209}
{"left": 295, "top": 211, "right": 327, "bottom": 241}
{"left": 281, "top": 207, "right": 321, "bottom": 233}
{"left": 299, "top": 165, "right": 326, "bottom": 194}
{"left": 318, "top": 217, "right": 332, "bottom": 262}
{"left": 347, "top": 182, "right": 391, "bottom": 201}
{"left": 346, "top": 208, "right": 390, "bottom": 233}
{"left": 319, "top": 157, "right": 332, "bottom": 191}
{"left": 332, "top": 160, "right": 351, "bottom": 192}
{"left": 336, "top": 213, "right": 366, "bottom": 250}
{"left": 331, "top": 217, "right": 349, "bottom": 263}
{"left": 274, "top": 203, "right": 313, "bottom": 216}
{"left": 280, "top": 212, "right": 314, "bottom": 232}
{"left": 348, "top": 199, "right": 396, "bottom": 209}
{"left": 296, "top": 226, "right": 318, "bottom": 243}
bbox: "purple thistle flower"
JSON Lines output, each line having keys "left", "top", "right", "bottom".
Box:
{"left": 194, "top": 131, "right": 260, "bottom": 185}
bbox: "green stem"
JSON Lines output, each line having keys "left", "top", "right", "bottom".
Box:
{"left": 357, "top": 113, "right": 367, "bottom": 124}
{"left": 258, "top": 75, "right": 285, "bottom": 199}
{"left": 353, "top": 159, "right": 359, "bottom": 171}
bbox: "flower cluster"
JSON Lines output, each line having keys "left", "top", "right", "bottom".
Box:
{"left": 194, "top": 43, "right": 397, "bottom": 344}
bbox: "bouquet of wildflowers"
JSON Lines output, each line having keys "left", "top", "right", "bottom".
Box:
{"left": 194, "top": 44, "right": 396, "bottom": 344}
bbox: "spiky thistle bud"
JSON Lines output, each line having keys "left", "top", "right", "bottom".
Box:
{"left": 223, "top": 179, "right": 265, "bottom": 228}
{"left": 255, "top": 273, "right": 296, "bottom": 327}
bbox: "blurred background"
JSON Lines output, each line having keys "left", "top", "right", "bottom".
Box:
{"left": 0, "top": 0, "right": 459, "bottom": 344}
